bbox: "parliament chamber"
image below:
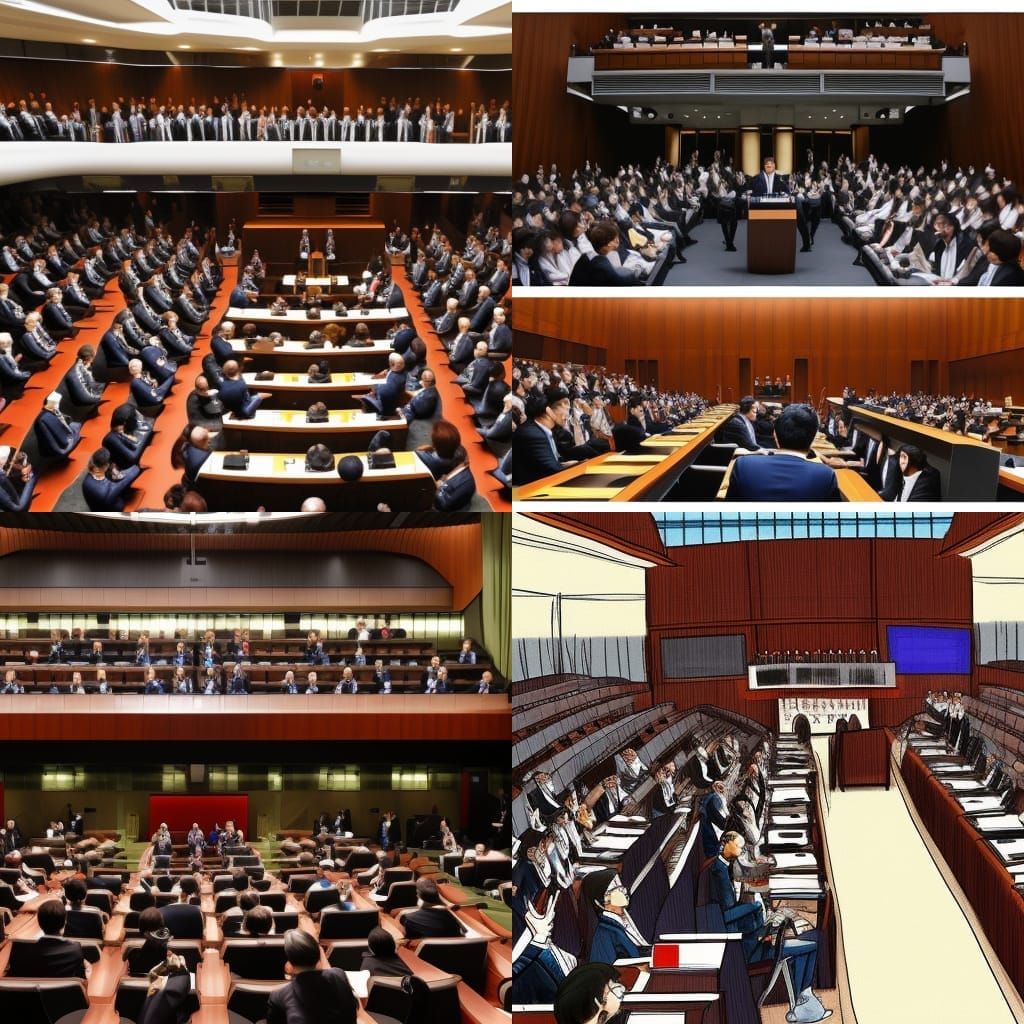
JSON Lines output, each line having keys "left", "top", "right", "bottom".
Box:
{"left": 513, "top": 11, "right": 1024, "bottom": 288}
{"left": 511, "top": 296, "right": 1024, "bottom": 503}
{"left": 0, "top": 0, "right": 512, "bottom": 513}
{"left": 0, "top": 510, "right": 513, "bottom": 1024}
{"left": 512, "top": 510, "right": 1024, "bottom": 1024}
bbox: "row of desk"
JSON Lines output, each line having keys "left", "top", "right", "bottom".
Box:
{"left": 515, "top": 405, "right": 879, "bottom": 503}
{"left": 595, "top": 44, "right": 941, "bottom": 71}
{"left": 901, "top": 734, "right": 1024, "bottom": 998}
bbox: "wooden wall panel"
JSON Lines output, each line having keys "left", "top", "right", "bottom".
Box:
{"left": 925, "top": 15, "right": 1024, "bottom": 184}
{"left": 949, "top": 347, "right": 1024, "bottom": 404}
{"left": 0, "top": 695, "right": 511, "bottom": 743}
{"left": 513, "top": 13, "right": 646, "bottom": 177}
{"left": 0, "top": 524, "right": 482, "bottom": 610}
{"left": 874, "top": 539, "right": 973, "bottom": 624}
{"left": 516, "top": 297, "right": 1024, "bottom": 400}
{"left": 647, "top": 544, "right": 752, "bottom": 626}
{"left": 0, "top": 61, "right": 509, "bottom": 123}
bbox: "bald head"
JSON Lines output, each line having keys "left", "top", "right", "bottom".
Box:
{"left": 189, "top": 426, "right": 210, "bottom": 450}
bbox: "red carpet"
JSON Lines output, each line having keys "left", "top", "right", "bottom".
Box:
{"left": 393, "top": 267, "right": 510, "bottom": 512}
{"left": 123, "top": 265, "right": 238, "bottom": 511}
{"left": 0, "top": 276, "right": 123, "bottom": 511}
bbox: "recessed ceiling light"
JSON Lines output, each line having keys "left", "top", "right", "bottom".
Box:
{"left": 179, "top": 44, "right": 191, "bottom": 49}
{"left": 450, "top": 47, "right": 463, "bottom": 52}
{"left": 82, "top": 38, "right": 96, "bottom": 44}
{"left": 315, "top": 59, "right": 324, "bottom": 67}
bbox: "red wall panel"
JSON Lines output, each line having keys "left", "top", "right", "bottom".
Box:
{"left": 148, "top": 795, "right": 249, "bottom": 842}
{"left": 648, "top": 545, "right": 752, "bottom": 626}
{"left": 874, "top": 539, "right": 973, "bottom": 623}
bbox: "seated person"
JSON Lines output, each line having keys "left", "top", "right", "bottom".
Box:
{"left": 36, "top": 391, "right": 82, "bottom": 458}
{"left": 400, "top": 877, "right": 464, "bottom": 939}
{"left": 219, "top": 359, "right": 268, "bottom": 419}
{"left": 434, "top": 446, "right": 476, "bottom": 511}
{"left": 123, "top": 906, "right": 170, "bottom": 975}
{"left": 513, "top": 389, "right": 578, "bottom": 485}
{"left": 7, "top": 898, "right": 87, "bottom": 978}
{"left": 266, "top": 928, "right": 358, "bottom": 1024}
{"left": 82, "top": 446, "right": 142, "bottom": 512}
{"left": 882, "top": 443, "right": 942, "bottom": 502}
{"left": 707, "top": 831, "right": 831, "bottom": 1023}
{"left": 552, "top": 963, "right": 624, "bottom": 1024}
{"left": 580, "top": 869, "right": 651, "bottom": 964}
{"left": 360, "top": 926, "right": 412, "bottom": 978}
{"left": 726, "top": 404, "right": 839, "bottom": 500}
{"left": 361, "top": 352, "right": 407, "bottom": 418}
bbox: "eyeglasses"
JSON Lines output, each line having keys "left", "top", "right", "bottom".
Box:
{"left": 607, "top": 982, "right": 627, "bottom": 999}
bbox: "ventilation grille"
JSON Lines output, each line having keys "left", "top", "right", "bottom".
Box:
{"left": 824, "top": 72, "right": 945, "bottom": 95}
{"left": 714, "top": 72, "right": 822, "bottom": 94}
{"left": 593, "top": 72, "right": 712, "bottom": 96}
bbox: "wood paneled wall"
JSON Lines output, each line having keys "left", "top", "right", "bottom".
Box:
{"left": 0, "top": 524, "right": 483, "bottom": 610}
{"left": 925, "top": 14, "right": 1024, "bottom": 184}
{"left": 0, "top": 60, "right": 509, "bottom": 119}
{"left": 516, "top": 297, "right": 1024, "bottom": 401}
{"left": 513, "top": 13, "right": 655, "bottom": 176}
{"left": 643, "top": 537, "right": 973, "bottom": 728}
{"left": 950, "top": 347, "right": 1024, "bottom": 409}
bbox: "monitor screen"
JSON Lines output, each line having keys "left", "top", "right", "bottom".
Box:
{"left": 886, "top": 625, "right": 970, "bottom": 674}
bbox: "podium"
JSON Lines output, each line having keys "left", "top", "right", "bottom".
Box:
{"left": 747, "top": 201, "right": 797, "bottom": 274}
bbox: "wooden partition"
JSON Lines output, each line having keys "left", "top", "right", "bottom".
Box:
{"left": 516, "top": 297, "right": 1024, "bottom": 401}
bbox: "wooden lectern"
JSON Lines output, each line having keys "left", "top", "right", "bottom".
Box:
{"left": 308, "top": 251, "right": 326, "bottom": 277}
{"left": 747, "top": 207, "right": 797, "bottom": 274}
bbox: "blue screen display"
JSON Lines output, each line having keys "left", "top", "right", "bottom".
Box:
{"left": 886, "top": 626, "right": 971, "bottom": 674}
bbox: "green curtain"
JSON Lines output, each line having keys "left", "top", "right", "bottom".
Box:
{"left": 481, "top": 511, "right": 511, "bottom": 680}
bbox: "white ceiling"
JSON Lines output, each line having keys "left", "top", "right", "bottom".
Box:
{"left": 0, "top": 0, "right": 512, "bottom": 61}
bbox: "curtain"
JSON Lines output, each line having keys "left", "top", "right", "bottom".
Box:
{"left": 482, "top": 511, "right": 511, "bottom": 680}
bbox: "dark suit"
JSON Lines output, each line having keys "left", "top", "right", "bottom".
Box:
{"left": 266, "top": 968, "right": 358, "bottom": 1024}
{"left": 719, "top": 413, "right": 760, "bottom": 451}
{"left": 589, "top": 914, "right": 648, "bottom": 964}
{"left": 511, "top": 942, "right": 567, "bottom": 1003}
{"left": 137, "top": 972, "right": 194, "bottom": 1024}
{"left": 929, "top": 234, "right": 976, "bottom": 277}
{"left": 568, "top": 253, "right": 639, "bottom": 287}
{"left": 7, "top": 935, "right": 86, "bottom": 978}
{"left": 401, "top": 906, "right": 463, "bottom": 939}
{"left": 726, "top": 452, "right": 840, "bottom": 501}
{"left": 512, "top": 419, "right": 565, "bottom": 485}
{"left": 360, "top": 952, "right": 412, "bottom": 979}
{"left": 883, "top": 465, "right": 942, "bottom": 502}
{"left": 751, "top": 171, "right": 789, "bottom": 196}
{"left": 36, "top": 409, "right": 81, "bottom": 458}
{"left": 219, "top": 377, "right": 260, "bottom": 418}
{"left": 982, "top": 261, "right": 1024, "bottom": 287}
{"left": 82, "top": 464, "right": 141, "bottom": 511}
{"left": 435, "top": 466, "right": 476, "bottom": 510}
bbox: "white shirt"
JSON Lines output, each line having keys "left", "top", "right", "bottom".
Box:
{"left": 978, "top": 261, "right": 999, "bottom": 287}
{"left": 940, "top": 241, "right": 958, "bottom": 279}
{"left": 898, "top": 469, "right": 921, "bottom": 501}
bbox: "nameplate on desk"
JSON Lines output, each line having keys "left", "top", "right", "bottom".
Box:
{"left": 652, "top": 941, "right": 726, "bottom": 971}
{"left": 292, "top": 149, "right": 341, "bottom": 174}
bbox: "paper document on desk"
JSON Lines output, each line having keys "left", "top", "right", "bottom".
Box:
{"left": 602, "top": 826, "right": 649, "bottom": 836}
{"left": 586, "top": 835, "right": 638, "bottom": 852}
{"left": 610, "top": 815, "right": 647, "bottom": 824}
{"left": 651, "top": 940, "right": 726, "bottom": 971}
{"left": 768, "top": 874, "right": 824, "bottom": 896}
{"left": 770, "top": 787, "right": 810, "bottom": 804}
{"left": 772, "top": 852, "right": 817, "bottom": 870}
{"left": 345, "top": 971, "right": 371, "bottom": 1000}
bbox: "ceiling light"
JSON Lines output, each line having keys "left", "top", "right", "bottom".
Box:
{"left": 179, "top": 44, "right": 191, "bottom": 49}
{"left": 451, "top": 47, "right": 463, "bottom": 52}
{"left": 315, "top": 59, "right": 324, "bottom": 67}
{"left": 82, "top": 38, "right": 96, "bottom": 44}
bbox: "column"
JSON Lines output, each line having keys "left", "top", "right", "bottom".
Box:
{"left": 741, "top": 126, "right": 760, "bottom": 176}
{"left": 773, "top": 126, "right": 794, "bottom": 174}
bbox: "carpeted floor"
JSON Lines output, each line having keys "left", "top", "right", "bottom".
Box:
{"left": 662, "top": 217, "right": 873, "bottom": 287}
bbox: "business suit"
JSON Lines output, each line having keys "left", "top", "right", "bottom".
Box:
{"left": 36, "top": 408, "right": 81, "bottom": 458}
{"left": 266, "top": 969, "right": 358, "bottom": 1024}
{"left": 882, "top": 465, "right": 941, "bottom": 502}
{"left": 448, "top": 331, "right": 477, "bottom": 368}
{"left": 219, "top": 377, "right": 261, "bottom": 418}
{"left": 588, "top": 913, "right": 649, "bottom": 964}
{"left": 699, "top": 791, "right": 729, "bottom": 856}
{"left": 82, "top": 464, "right": 141, "bottom": 511}
{"left": 706, "top": 856, "right": 820, "bottom": 992}
{"left": 980, "top": 261, "right": 1024, "bottom": 287}
{"left": 435, "top": 465, "right": 476, "bottom": 510}
{"left": 401, "top": 906, "right": 463, "bottom": 939}
{"left": 929, "top": 234, "right": 975, "bottom": 277}
{"left": 719, "top": 413, "right": 760, "bottom": 451}
{"left": 137, "top": 973, "right": 194, "bottom": 1024}
{"left": 513, "top": 419, "right": 565, "bottom": 485}
{"left": 0, "top": 471, "right": 32, "bottom": 511}
{"left": 363, "top": 369, "right": 406, "bottom": 417}
{"left": 7, "top": 935, "right": 86, "bottom": 978}
{"left": 727, "top": 452, "right": 840, "bottom": 501}
{"left": 568, "top": 253, "right": 640, "bottom": 286}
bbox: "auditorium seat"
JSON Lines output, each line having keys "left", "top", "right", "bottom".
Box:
{"left": 120, "top": 937, "right": 203, "bottom": 972}
{"left": 416, "top": 937, "right": 490, "bottom": 995}
{"left": 226, "top": 979, "right": 288, "bottom": 1024}
{"left": 114, "top": 975, "right": 201, "bottom": 1022}
{"left": 0, "top": 977, "right": 90, "bottom": 1024}
{"left": 271, "top": 911, "right": 299, "bottom": 932}
{"left": 287, "top": 875, "right": 316, "bottom": 894}
{"left": 319, "top": 906, "right": 379, "bottom": 939}
{"left": 222, "top": 937, "right": 289, "bottom": 980}
{"left": 305, "top": 886, "right": 341, "bottom": 915}
{"left": 366, "top": 973, "right": 460, "bottom": 1024}
{"left": 378, "top": 880, "right": 419, "bottom": 913}
{"left": 324, "top": 938, "right": 371, "bottom": 971}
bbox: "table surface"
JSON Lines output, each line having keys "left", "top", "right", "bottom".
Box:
{"left": 243, "top": 372, "right": 379, "bottom": 389}
{"left": 228, "top": 306, "right": 407, "bottom": 322}
{"left": 281, "top": 275, "right": 350, "bottom": 287}
{"left": 223, "top": 409, "right": 407, "bottom": 431}
{"left": 198, "top": 449, "right": 429, "bottom": 483}
{"left": 229, "top": 338, "right": 393, "bottom": 356}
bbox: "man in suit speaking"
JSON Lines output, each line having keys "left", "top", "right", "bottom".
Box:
{"left": 750, "top": 156, "right": 813, "bottom": 252}
{"left": 727, "top": 403, "right": 839, "bottom": 501}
